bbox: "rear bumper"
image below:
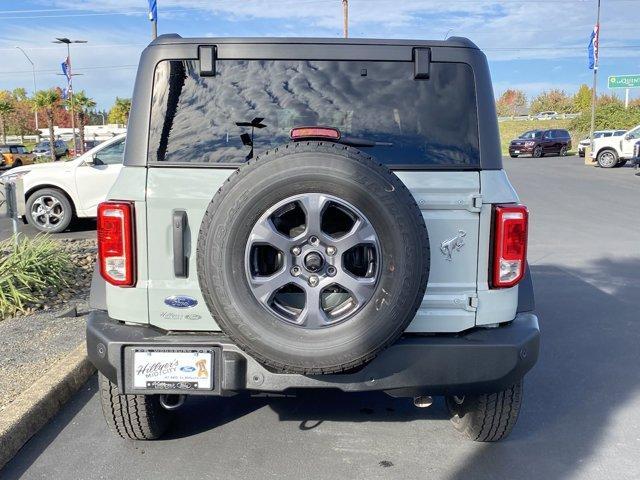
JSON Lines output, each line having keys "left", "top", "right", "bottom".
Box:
{"left": 87, "top": 310, "right": 540, "bottom": 397}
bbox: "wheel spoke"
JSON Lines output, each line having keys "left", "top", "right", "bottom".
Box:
{"left": 332, "top": 271, "right": 376, "bottom": 307}
{"left": 249, "top": 269, "right": 291, "bottom": 303}
{"left": 334, "top": 218, "right": 377, "bottom": 253}
{"left": 298, "top": 289, "right": 328, "bottom": 328}
{"left": 299, "top": 193, "right": 328, "bottom": 236}
{"left": 249, "top": 218, "right": 292, "bottom": 253}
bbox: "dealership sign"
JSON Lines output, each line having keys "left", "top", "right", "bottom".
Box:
{"left": 608, "top": 74, "right": 640, "bottom": 89}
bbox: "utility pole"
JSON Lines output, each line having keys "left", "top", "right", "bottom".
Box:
{"left": 342, "top": 0, "right": 349, "bottom": 38}
{"left": 589, "top": 0, "right": 601, "bottom": 155}
{"left": 15, "top": 46, "right": 39, "bottom": 133}
{"left": 53, "top": 37, "right": 87, "bottom": 156}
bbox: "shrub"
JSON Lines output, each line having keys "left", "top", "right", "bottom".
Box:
{"left": 0, "top": 235, "right": 73, "bottom": 319}
{"left": 569, "top": 104, "right": 640, "bottom": 138}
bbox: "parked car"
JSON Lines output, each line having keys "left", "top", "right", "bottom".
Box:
{"left": 0, "top": 144, "right": 36, "bottom": 169}
{"left": 0, "top": 133, "right": 125, "bottom": 233}
{"left": 509, "top": 129, "right": 572, "bottom": 158}
{"left": 536, "top": 111, "right": 558, "bottom": 120}
{"left": 578, "top": 130, "right": 626, "bottom": 157}
{"left": 88, "top": 35, "right": 539, "bottom": 443}
{"left": 70, "top": 139, "right": 104, "bottom": 157}
{"left": 591, "top": 124, "right": 640, "bottom": 168}
{"left": 632, "top": 140, "right": 640, "bottom": 168}
{"left": 32, "top": 139, "right": 69, "bottom": 159}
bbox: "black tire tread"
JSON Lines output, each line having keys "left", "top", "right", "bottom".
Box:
{"left": 98, "top": 373, "right": 169, "bottom": 440}
{"left": 447, "top": 381, "right": 522, "bottom": 442}
{"left": 197, "top": 141, "right": 430, "bottom": 374}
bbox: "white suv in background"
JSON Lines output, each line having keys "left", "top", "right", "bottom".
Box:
{"left": 578, "top": 129, "right": 626, "bottom": 157}
{"left": 0, "top": 133, "right": 126, "bottom": 233}
{"left": 591, "top": 125, "right": 640, "bottom": 168}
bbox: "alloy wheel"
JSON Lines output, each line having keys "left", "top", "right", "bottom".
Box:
{"left": 244, "top": 193, "right": 380, "bottom": 329}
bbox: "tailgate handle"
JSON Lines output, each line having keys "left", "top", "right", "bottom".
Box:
{"left": 172, "top": 210, "right": 189, "bottom": 278}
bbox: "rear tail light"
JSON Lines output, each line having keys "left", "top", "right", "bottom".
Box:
{"left": 290, "top": 126, "right": 341, "bottom": 141}
{"left": 97, "top": 201, "right": 135, "bottom": 287}
{"left": 491, "top": 204, "right": 528, "bottom": 288}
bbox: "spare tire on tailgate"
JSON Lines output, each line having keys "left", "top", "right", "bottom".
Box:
{"left": 197, "top": 141, "right": 430, "bottom": 374}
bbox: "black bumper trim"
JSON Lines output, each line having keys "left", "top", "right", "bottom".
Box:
{"left": 87, "top": 311, "right": 540, "bottom": 396}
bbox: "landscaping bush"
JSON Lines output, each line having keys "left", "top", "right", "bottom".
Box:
{"left": 0, "top": 235, "right": 73, "bottom": 319}
{"left": 569, "top": 104, "right": 640, "bottom": 138}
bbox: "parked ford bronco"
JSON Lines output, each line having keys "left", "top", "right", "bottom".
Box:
{"left": 591, "top": 124, "right": 640, "bottom": 168}
{"left": 88, "top": 35, "right": 539, "bottom": 443}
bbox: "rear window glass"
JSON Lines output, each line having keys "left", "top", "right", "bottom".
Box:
{"left": 148, "top": 59, "right": 480, "bottom": 167}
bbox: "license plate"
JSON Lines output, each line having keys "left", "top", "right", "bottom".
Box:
{"left": 133, "top": 348, "right": 213, "bottom": 390}
{"left": 514, "top": 150, "right": 520, "bottom": 154}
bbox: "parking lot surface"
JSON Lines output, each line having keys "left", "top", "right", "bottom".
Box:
{"left": 0, "top": 217, "right": 96, "bottom": 242}
{"left": 3, "top": 156, "right": 640, "bottom": 480}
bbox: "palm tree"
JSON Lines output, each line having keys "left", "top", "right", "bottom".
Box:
{"left": 108, "top": 97, "right": 132, "bottom": 125}
{"left": 0, "top": 97, "right": 15, "bottom": 144}
{"left": 67, "top": 91, "right": 96, "bottom": 154}
{"left": 33, "top": 89, "right": 61, "bottom": 162}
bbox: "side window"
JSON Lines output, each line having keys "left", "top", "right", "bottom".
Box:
{"left": 94, "top": 139, "right": 126, "bottom": 165}
{"left": 546, "top": 130, "right": 554, "bottom": 139}
{"left": 627, "top": 127, "right": 640, "bottom": 140}
{"left": 10, "top": 146, "right": 18, "bottom": 153}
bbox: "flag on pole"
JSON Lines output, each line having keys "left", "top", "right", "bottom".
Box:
{"left": 61, "top": 56, "right": 71, "bottom": 80}
{"left": 588, "top": 24, "right": 599, "bottom": 70}
{"left": 148, "top": 0, "right": 157, "bottom": 21}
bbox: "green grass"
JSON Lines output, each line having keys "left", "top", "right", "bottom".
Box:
{"left": 498, "top": 119, "right": 580, "bottom": 155}
{"left": 0, "top": 235, "right": 74, "bottom": 319}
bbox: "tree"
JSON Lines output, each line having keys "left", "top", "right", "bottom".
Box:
{"left": 33, "top": 89, "right": 61, "bottom": 162}
{"left": 108, "top": 97, "right": 132, "bottom": 125}
{"left": 597, "top": 94, "right": 623, "bottom": 107}
{"left": 67, "top": 91, "right": 96, "bottom": 154}
{"left": 495, "top": 89, "right": 527, "bottom": 117}
{"left": 0, "top": 92, "right": 15, "bottom": 144}
{"left": 572, "top": 84, "right": 592, "bottom": 113}
{"left": 530, "top": 89, "right": 573, "bottom": 114}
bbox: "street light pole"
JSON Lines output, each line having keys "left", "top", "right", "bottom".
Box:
{"left": 15, "top": 46, "right": 39, "bottom": 132}
{"left": 342, "top": 0, "right": 349, "bottom": 38}
{"left": 53, "top": 37, "right": 87, "bottom": 156}
{"left": 589, "top": 0, "right": 601, "bottom": 156}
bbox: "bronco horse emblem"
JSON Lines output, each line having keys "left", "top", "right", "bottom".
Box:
{"left": 440, "top": 230, "right": 467, "bottom": 261}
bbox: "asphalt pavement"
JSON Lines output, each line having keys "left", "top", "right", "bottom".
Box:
{"left": 3, "top": 156, "right": 640, "bottom": 480}
{"left": 0, "top": 217, "right": 96, "bottom": 242}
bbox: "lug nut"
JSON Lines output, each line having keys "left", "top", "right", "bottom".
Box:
{"left": 326, "top": 246, "right": 336, "bottom": 256}
{"left": 327, "top": 266, "right": 337, "bottom": 277}
{"left": 308, "top": 275, "right": 319, "bottom": 287}
{"left": 291, "top": 246, "right": 302, "bottom": 256}
{"left": 309, "top": 236, "right": 319, "bottom": 246}
{"left": 291, "top": 266, "right": 301, "bottom": 276}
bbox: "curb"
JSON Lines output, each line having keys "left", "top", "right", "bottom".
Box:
{"left": 0, "top": 343, "right": 96, "bottom": 470}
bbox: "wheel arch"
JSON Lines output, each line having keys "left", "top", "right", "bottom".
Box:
{"left": 25, "top": 184, "right": 78, "bottom": 217}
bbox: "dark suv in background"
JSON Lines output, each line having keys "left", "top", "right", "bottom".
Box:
{"left": 509, "top": 129, "right": 572, "bottom": 158}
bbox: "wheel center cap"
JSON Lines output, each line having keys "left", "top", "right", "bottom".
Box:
{"left": 303, "top": 251, "right": 324, "bottom": 273}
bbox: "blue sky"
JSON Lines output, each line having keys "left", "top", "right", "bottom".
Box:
{"left": 0, "top": 0, "right": 639, "bottom": 110}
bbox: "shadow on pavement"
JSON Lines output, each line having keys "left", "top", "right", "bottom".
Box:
{"left": 448, "top": 260, "right": 640, "bottom": 480}
{"left": 1, "top": 377, "right": 98, "bottom": 480}
{"left": 167, "top": 389, "right": 446, "bottom": 440}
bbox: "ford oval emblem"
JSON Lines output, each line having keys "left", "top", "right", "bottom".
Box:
{"left": 164, "top": 295, "right": 198, "bottom": 309}
{"left": 180, "top": 366, "right": 196, "bottom": 372}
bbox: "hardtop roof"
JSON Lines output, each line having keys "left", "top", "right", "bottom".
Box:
{"left": 149, "top": 33, "right": 478, "bottom": 50}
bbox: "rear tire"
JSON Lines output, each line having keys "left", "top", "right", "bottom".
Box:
{"left": 446, "top": 381, "right": 523, "bottom": 442}
{"left": 98, "top": 373, "right": 170, "bottom": 440}
{"left": 559, "top": 146, "right": 568, "bottom": 156}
